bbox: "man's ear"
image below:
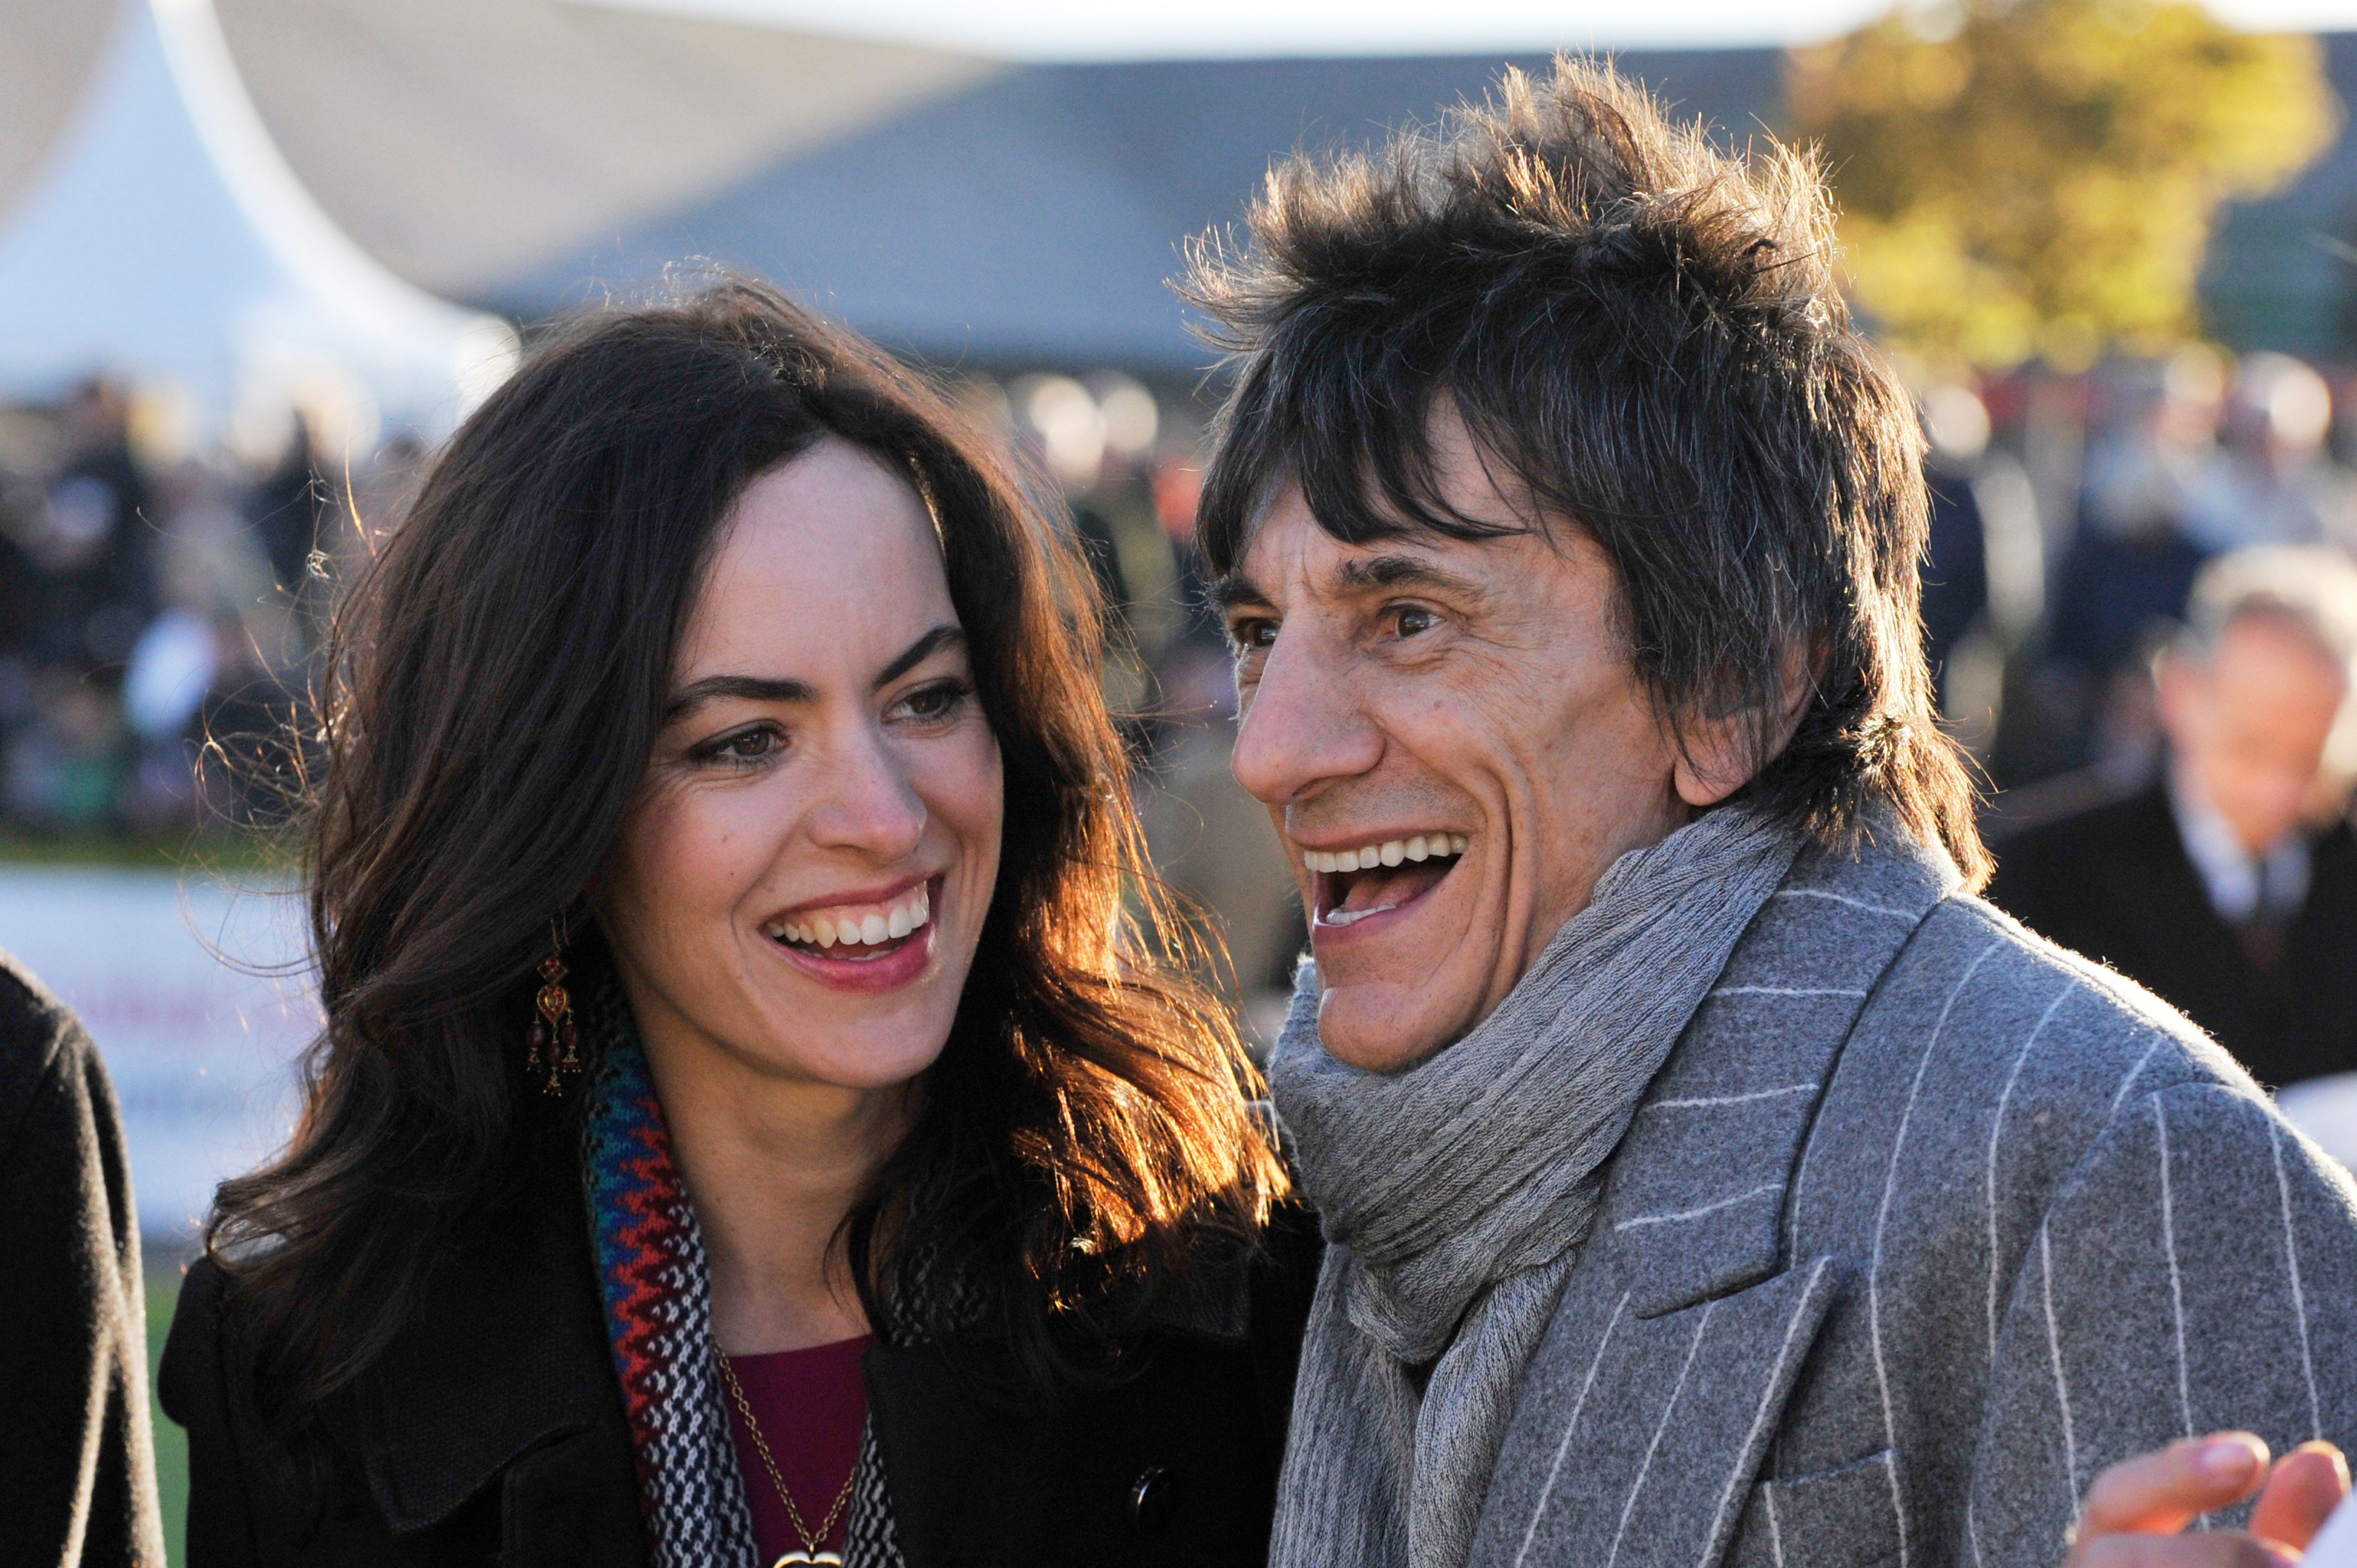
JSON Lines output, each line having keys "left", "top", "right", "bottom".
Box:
{"left": 1672, "top": 645, "right": 1816, "bottom": 809}
{"left": 2153, "top": 648, "right": 2201, "bottom": 744}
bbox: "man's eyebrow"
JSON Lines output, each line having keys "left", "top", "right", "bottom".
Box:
{"left": 663, "top": 625, "right": 965, "bottom": 723}
{"left": 1209, "top": 571, "right": 1273, "bottom": 614}
{"left": 1332, "top": 553, "right": 1488, "bottom": 600}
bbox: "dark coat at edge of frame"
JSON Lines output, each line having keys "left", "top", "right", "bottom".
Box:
{"left": 159, "top": 1099, "right": 1322, "bottom": 1568}
{"left": 0, "top": 946, "right": 166, "bottom": 1567}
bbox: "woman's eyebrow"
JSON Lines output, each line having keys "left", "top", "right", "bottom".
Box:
{"left": 663, "top": 674, "right": 815, "bottom": 723}
{"left": 873, "top": 625, "right": 965, "bottom": 689}
{"left": 661, "top": 625, "right": 966, "bottom": 723}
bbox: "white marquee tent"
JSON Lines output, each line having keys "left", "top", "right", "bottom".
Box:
{"left": 0, "top": 0, "right": 515, "bottom": 442}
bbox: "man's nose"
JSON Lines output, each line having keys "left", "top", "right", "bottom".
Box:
{"left": 1228, "top": 627, "right": 1383, "bottom": 806}
{"left": 807, "top": 727, "right": 929, "bottom": 861}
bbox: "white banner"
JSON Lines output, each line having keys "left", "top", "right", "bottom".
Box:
{"left": 0, "top": 866, "right": 315, "bottom": 1240}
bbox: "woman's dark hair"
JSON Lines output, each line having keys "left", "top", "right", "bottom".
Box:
{"left": 1186, "top": 59, "right": 1990, "bottom": 885}
{"left": 208, "top": 276, "right": 1285, "bottom": 1420}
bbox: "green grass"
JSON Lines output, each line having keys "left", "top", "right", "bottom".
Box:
{"left": 147, "top": 1265, "right": 188, "bottom": 1566}
{"left": 0, "top": 831, "right": 297, "bottom": 876}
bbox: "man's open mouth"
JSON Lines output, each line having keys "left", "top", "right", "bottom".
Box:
{"left": 1303, "top": 833, "right": 1467, "bottom": 929}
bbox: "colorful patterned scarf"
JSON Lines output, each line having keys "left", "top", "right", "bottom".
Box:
{"left": 581, "top": 1012, "right": 903, "bottom": 1567}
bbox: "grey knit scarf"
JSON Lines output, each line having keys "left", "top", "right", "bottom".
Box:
{"left": 1265, "top": 804, "right": 1804, "bottom": 1568}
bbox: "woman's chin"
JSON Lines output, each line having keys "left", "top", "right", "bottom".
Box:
{"left": 735, "top": 992, "right": 955, "bottom": 1092}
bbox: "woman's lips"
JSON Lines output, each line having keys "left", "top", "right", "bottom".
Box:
{"left": 763, "top": 876, "right": 943, "bottom": 993}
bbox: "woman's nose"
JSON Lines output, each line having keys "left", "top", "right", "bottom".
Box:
{"left": 806, "top": 728, "right": 929, "bottom": 862}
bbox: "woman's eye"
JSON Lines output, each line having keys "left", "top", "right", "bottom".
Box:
{"left": 896, "top": 680, "right": 971, "bottom": 722}
{"left": 697, "top": 726, "right": 781, "bottom": 765}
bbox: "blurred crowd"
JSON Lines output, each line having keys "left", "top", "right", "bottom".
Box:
{"left": 9, "top": 351, "right": 2357, "bottom": 1066}
{"left": 1906, "top": 347, "right": 2357, "bottom": 1094}
{"left": 0, "top": 379, "right": 427, "bottom": 840}
{"left": 1937, "top": 348, "right": 2357, "bottom": 794}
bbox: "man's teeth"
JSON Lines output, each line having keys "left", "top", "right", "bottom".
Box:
{"left": 1300, "top": 834, "right": 1468, "bottom": 874}
{"left": 765, "top": 886, "right": 930, "bottom": 950}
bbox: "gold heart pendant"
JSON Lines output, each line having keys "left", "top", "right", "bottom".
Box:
{"left": 771, "top": 1554, "right": 843, "bottom": 1567}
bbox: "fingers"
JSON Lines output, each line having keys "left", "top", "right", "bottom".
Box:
{"left": 2069, "top": 1533, "right": 2296, "bottom": 1568}
{"left": 2081, "top": 1433, "right": 2272, "bottom": 1537}
{"left": 2248, "top": 1442, "right": 2352, "bottom": 1551}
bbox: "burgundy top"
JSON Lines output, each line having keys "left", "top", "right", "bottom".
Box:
{"left": 721, "top": 1335, "right": 873, "bottom": 1560}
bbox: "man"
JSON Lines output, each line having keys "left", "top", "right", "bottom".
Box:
{"left": 1990, "top": 546, "right": 2357, "bottom": 1090}
{"left": 1190, "top": 63, "right": 2357, "bottom": 1568}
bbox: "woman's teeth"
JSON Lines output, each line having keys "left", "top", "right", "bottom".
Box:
{"left": 766, "top": 886, "right": 930, "bottom": 950}
{"left": 1300, "top": 834, "right": 1466, "bottom": 874}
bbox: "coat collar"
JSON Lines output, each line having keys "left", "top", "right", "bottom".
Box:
{"left": 1597, "top": 822, "right": 1960, "bottom": 1318}
{"left": 344, "top": 1111, "right": 626, "bottom": 1533}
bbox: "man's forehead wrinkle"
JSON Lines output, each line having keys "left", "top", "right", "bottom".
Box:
{"left": 1330, "top": 552, "right": 1492, "bottom": 601}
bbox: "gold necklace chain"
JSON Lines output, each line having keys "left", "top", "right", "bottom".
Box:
{"left": 716, "top": 1351, "right": 858, "bottom": 1565}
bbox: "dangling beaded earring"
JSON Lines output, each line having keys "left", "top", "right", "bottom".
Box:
{"left": 526, "top": 918, "right": 581, "bottom": 1095}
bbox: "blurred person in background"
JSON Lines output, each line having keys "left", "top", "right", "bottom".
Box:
{"left": 162, "top": 281, "right": 1308, "bottom": 1568}
{"left": 2182, "top": 352, "right": 2357, "bottom": 556}
{"left": 1920, "top": 384, "right": 1992, "bottom": 691}
{"left": 245, "top": 411, "right": 326, "bottom": 606}
{"left": 39, "top": 379, "right": 157, "bottom": 673}
{"left": 1135, "top": 446, "right": 1308, "bottom": 1017}
{"left": 1990, "top": 545, "right": 2357, "bottom": 1091}
{"left": 0, "top": 381, "right": 157, "bottom": 835}
{"left": 2036, "top": 351, "right": 2224, "bottom": 786}
{"left": 0, "top": 947, "right": 166, "bottom": 1566}
{"left": 1919, "top": 380, "right": 2042, "bottom": 761}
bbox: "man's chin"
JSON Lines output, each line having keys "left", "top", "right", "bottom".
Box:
{"left": 1313, "top": 978, "right": 1478, "bottom": 1075}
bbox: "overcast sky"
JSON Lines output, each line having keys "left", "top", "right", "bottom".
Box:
{"left": 592, "top": 0, "right": 2357, "bottom": 59}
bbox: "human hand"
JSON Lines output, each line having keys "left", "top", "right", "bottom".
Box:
{"left": 2064, "top": 1433, "right": 2350, "bottom": 1567}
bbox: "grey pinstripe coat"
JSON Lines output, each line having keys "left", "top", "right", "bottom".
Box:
{"left": 1463, "top": 827, "right": 2357, "bottom": 1568}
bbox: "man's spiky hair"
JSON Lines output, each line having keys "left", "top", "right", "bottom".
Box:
{"left": 1186, "top": 59, "right": 1988, "bottom": 884}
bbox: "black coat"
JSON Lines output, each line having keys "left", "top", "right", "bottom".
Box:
{"left": 159, "top": 1108, "right": 1320, "bottom": 1568}
{"left": 1986, "top": 782, "right": 2357, "bottom": 1089}
{"left": 0, "top": 948, "right": 164, "bottom": 1567}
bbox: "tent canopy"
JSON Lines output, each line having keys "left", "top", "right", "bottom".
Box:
{"left": 0, "top": 0, "right": 514, "bottom": 441}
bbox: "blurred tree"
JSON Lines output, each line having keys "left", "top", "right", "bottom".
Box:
{"left": 1787, "top": 1, "right": 2338, "bottom": 369}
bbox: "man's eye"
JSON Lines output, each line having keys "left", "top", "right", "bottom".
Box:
{"left": 1392, "top": 606, "right": 1440, "bottom": 637}
{"left": 1231, "top": 618, "right": 1278, "bottom": 651}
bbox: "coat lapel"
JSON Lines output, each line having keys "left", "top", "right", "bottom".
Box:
{"left": 1604, "top": 828, "right": 1957, "bottom": 1318}
{"left": 1470, "top": 1258, "right": 1839, "bottom": 1568}
{"left": 1468, "top": 827, "right": 1959, "bottom": 1568}
{"left": 346, "top": 1116, "right": 631, "bottom": 1537}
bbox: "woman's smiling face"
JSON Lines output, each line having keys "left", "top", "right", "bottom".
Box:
{"left": 601, "top": 435, "right": 1005, "bottom": 1091}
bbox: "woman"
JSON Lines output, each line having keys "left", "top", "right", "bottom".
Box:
{"left": 161, "top": 279, "right": 1311, "bottom": 1568}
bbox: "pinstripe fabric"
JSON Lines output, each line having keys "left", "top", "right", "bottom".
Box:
{"left": 1464, "top": 828, "right": 2357, "bottom": 1568}
{"left": 1268, "top": 806, "right": 1805, "bottom": 1568}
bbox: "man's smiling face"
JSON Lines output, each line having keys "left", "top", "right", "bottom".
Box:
{"left": 1217, "top": 420, "right": 1699, "bottom": 1072}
